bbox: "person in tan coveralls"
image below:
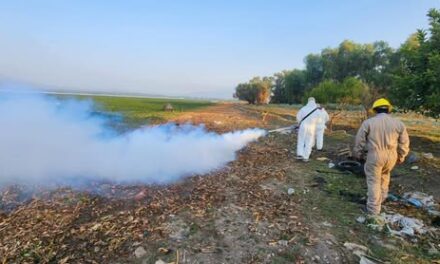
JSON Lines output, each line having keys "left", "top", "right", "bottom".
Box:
{"left": 353, "top": 98, "right": 410, "bottom": 215}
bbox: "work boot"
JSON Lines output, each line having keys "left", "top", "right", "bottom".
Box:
{"left": 358, "top": 197, "right": 367, "bottom": 205}
{"left": 360, "top": 205, "right": 369, "bottom": 214}
{"left": 360, "top": 206, "right": 377, "bottom": 217}
{"left": 361, "top": 205, "right": 381, "bottom": 218}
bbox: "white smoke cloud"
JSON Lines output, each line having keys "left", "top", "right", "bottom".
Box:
{"left": 0, "top": 93, "right": 265, "bottom": 186}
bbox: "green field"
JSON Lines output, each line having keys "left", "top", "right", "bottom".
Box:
{"left": 56, "top": 95, "right": 213, "bottom": 127}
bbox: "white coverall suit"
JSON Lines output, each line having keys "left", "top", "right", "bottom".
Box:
{"left": 353, "top": 113, "right": 410, "bottom": 215}
{"left": 296, "top": 99, "right": 320, "bottom": 160}
{"left": 315, "top": 108, "right": 329, "bottom": 150}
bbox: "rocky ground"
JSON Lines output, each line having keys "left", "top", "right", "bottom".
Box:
{"left": 0, "top": 104, "right": 439, "bottom": 263}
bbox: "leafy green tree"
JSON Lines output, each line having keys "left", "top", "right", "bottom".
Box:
{"left": 321, "top": 47, "right": 339, "bottom": 80}
{"left": 391, "top": 8, "right": 440, "bottom": 117}
{"left": 366, "top": 41, "right": 396, "bottom": 93}
{"left": 306, "top": 80, "right": 339, "bottom": 104}
{"left": 284, "top": 70, "right": 306, "bottom": 104}
{"left": 270, "top": 70, "right": 306, "bottom": 104}
{"left": 271, "top": 71, "right": 288, "bottom": 104}
{"left": 317, "top": 40, "right": 395, "bottom": 91}
{"left": 306, "top": 77, "right": 366, "bottom": 105}
{"left": 234, "top": 77, "right": 272, "bottom": 104}
{"left": 304, "top": 54, "right": 324, "bottom": 87}
{"left": 234, "top": 82, "right": 255, "bottom": 104}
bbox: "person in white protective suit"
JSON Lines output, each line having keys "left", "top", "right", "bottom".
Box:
{"left": 296, "top": 97, "right": 322, "bottom": 162}
{"left": 315, "top": 107, "right": 329, "bottom": 151}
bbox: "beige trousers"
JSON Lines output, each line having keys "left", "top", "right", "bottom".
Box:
{"left": 364, "top": 150, "right": 397, "bottom": 215}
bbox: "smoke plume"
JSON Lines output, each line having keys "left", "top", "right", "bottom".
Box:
{"left": 0, "top": 93, "right": 265, "bottom": 186}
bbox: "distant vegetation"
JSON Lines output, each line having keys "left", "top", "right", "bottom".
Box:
{"left": 233, "top": 77, "right": 272, "bottom": 104}
{"left": 58, "top": 95, "right": 212, "bottom": 127}
{"left": 235, "top": 8, "right": 440, "bottom": 118}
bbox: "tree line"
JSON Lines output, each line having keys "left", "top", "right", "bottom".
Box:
{"left": 234, "top": 8, "right": 440, "bottom": 118}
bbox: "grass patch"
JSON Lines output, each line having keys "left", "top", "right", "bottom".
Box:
{"left": 53, "top": 94, "right": 213, "bottom": 128}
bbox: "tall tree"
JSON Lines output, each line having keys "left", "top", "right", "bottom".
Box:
{"left": 365, "top": 41, "right": 396, "bottom": 93}
{"left": 234, "top": 77, "right": 272, "bottom": 104}
{"left": 234, "top": 82, "right": 256, "bottom": 104}
{"left": 270, "top": 70, "right": 307, "bottom": 104}
{"left": 392, "top": 8, "right": 440, "bottom": 117}
{"left": 271, "top": 71, "right": 288, "bottom": 104}
{"left": 304, "top": 54, "right": 324, "bottom": 88}
{"left": 284, "top": 70, "right": 306, "bottom": 104}
{"left": 317, "top": 40, "right": 395, "bottom": 89}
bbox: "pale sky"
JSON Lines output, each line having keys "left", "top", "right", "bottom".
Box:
{"left": 0, "top": 0, "right": 439, "bottom": 98}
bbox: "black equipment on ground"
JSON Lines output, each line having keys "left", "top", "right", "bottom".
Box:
{"left": 336, "top": 160, "right": 365, "bottom": 176}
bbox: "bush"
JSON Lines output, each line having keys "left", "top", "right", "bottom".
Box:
{"left": 306, "top": 77, "right": 366, "bottom": 105}
{"left": 234, "top": 77, "right": 272, "bottom": 104}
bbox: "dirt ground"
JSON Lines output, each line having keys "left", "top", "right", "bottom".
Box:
{"left": 0, "top": 103, "right": 439, "bottom": 263}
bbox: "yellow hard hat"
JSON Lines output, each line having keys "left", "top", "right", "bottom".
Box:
{"left": 372, "top": 98, "right": 392, "bottom": 111}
